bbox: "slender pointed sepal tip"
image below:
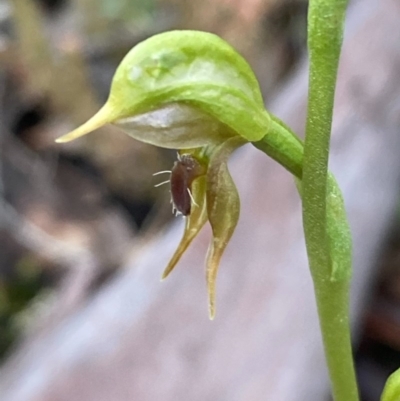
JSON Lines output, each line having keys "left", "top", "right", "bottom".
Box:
{"left": 55, "top": 103, "right": 117, "bottom": 143}
{"left": 161, "top": 268, "right": 172, "bottom": 281}
{"left": 207, "top": 274, "right": 217, "bottom": 321}
{"left": 162, "top": 175, "right": 208, "bottom": 281}
{"left": 161, "top": 235, "right": 195, "bottom": 280}
{"left": 206, "top": 243, "right": 225, "bottom": 321}
{"left": 160, "top": 219, "right": 207, "bottom": 280}
{"left": 209, "top": 309, "right": 215, "bottom": 321}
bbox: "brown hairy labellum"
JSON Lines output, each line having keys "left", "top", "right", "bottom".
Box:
{"left": 170, "top": 154, "right": 206, "bottom": 216}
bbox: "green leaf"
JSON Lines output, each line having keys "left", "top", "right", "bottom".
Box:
{"left": 326, "top": 174, "right": 352, "bottom": 282}
{"left": 382, "top": 369, "right": 400, "bottom": 401}
{"left": 295, "top": 174, "right": 352, "bottom": 282}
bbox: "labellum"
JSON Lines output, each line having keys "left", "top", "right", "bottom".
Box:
{"left": 170, "top": 154, "right": 207, "bottom": 216}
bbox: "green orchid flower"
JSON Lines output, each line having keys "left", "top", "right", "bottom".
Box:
{"left": 56, "top": 30, "right": 271, "bottom": 318}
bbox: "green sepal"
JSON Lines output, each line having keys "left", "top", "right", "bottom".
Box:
{"left": 162, "top": 175, "right": 208, "bottom": 279}
{"left": 205, "top": 137, "right": 245, "bottom": 319}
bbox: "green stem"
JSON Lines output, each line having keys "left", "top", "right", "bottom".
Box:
{"left": 303, "top": 0, "right": 347, "bottom": 279}
{"left": 254, "top": 108, "right": 357, "bottom": 400}
{"left": 303, "top": 0, "right": 358, "bottom": 400}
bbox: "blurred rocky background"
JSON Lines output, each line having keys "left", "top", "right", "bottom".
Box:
{"left": 0, "top": 1, "right": 399, "bottom": 400}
